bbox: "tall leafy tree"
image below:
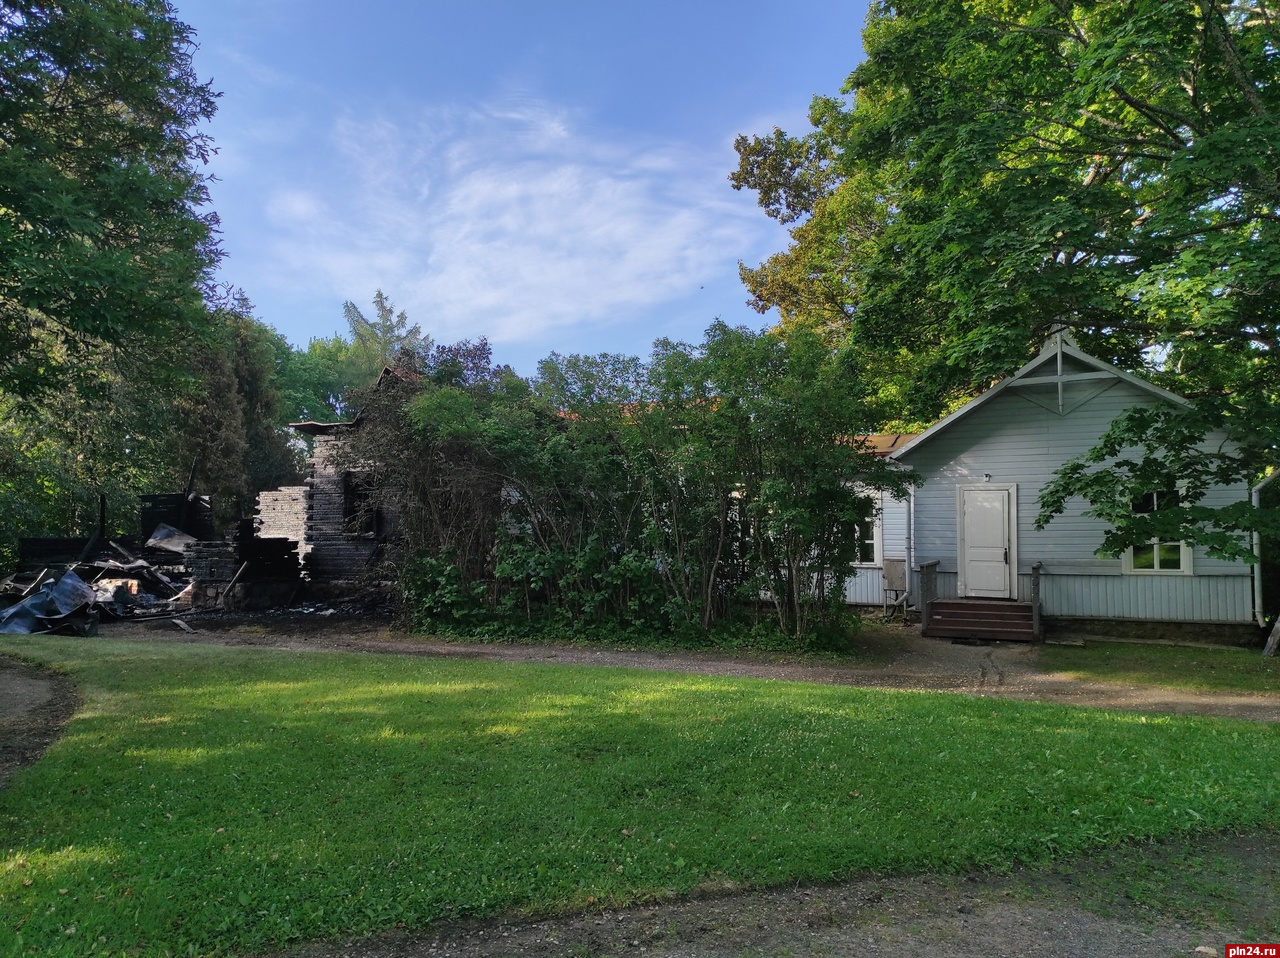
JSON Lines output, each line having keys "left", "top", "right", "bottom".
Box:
{"left": 0, "top": 331, "right": 203, "bottom": 559}
{"left": 144, "top": 304, "right": 304, "bottom": 527}
{"left": 275, "top": 335, "right": 356, "bottom": 423}
{"left": 733, "top": 0, "right": 1280, "bottom": 558}
{"left": 0, "top": 0, "right": 221, "bottom": 397}
{"left": 268, "top": 292, "right": 430, "bottom": 428}
{"left": 225, "top": 305, "right": 305, "bottom": 504}
{"left": 353, "top": 326, "right": 911, "bottom": 647}
{"left": 682, "top": 324, "right": 914, "bottom": 641}
{"left": 0, "top": 299, "right": 305, "bottom": 560}
{"left": 337, "top": 340, "right": 531, "bottom": 622}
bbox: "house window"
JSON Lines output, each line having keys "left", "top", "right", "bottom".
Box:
{"left": 1124, "top": 488, "right": 1191, "bottom": 574}
{"left": 852, "top": 498, "right": 880, "bottom": 566}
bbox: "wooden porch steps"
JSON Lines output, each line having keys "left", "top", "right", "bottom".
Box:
{"left": 924, "top": 598, "right": 1035, "bottom": 642}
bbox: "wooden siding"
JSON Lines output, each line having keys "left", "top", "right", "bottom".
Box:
{"left": 897, "top": 358, "right": 1253, "bottom": 623}
{"left": 923, "top": 569, "right": 959, "bottom": 601}
{"left": 880, "top": 490, "right": 910, "bottom": 565}
{"left": 1034, "top": 571, "right": 1253, "bottom": 622}
{"left": 842, "top": 491, "right": 910, "bottom": 606}
{"left": 906, "top": 563, "right": 1253, "bottom": 623}
{"left": 844, "top": 569, "right": 886, "bottom": 605}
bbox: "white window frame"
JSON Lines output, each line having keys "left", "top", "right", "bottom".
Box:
{"left": 851, "top": 490, "right": 882, "bottom": 568}
{"left": 1122, "top": 487, "right": 1193, "bottom": 576}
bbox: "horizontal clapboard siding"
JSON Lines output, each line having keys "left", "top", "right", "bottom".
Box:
{"left": 844, "top": 570, "right": 886, "bottom": 605}
{"left": 880, "top": 491, "right": 910, "bottom": 565}
{"left": 905, "top": 568, "right": 1252, "bottom": 623}
{"left": 1036, "top": 571, "right": 1253, "bottom": 622}
{"left": 898, "top": 356, "right": 1253, "bottom": 624}
{"left": 842, "top": 491, "right": 910, "bottom": 606}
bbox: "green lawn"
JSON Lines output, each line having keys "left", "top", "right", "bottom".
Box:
{"left": 1039, "top": 641, "right": 1280, "bottom": 694}
{"left": 2, "top": 637, "right": 1278, "bottom": 957}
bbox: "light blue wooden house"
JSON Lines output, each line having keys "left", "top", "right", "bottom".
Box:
{"left": 845, "top": 334, "right": 1266, "bottom": 639}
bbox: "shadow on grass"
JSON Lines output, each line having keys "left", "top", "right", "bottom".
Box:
{"left": 2, "top": 637, "right": 1278, "bottom": 957}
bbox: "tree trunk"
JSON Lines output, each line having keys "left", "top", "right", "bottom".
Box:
{"left": 1264, "top": 618, "right": 1280, "bottom": 657}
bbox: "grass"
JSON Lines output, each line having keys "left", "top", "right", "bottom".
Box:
{"left": 1039, "top": 640, "right": 1280, "bottom": 694}
{"left": 2, "top": 637, "right": 1278, "bottom": 957}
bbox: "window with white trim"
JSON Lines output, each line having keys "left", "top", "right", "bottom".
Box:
{"left": 851, "top": 496, "right": 881, "bottom": 566}
{"left": 1123, "top": 488, "right": 1192, "bottom": 574}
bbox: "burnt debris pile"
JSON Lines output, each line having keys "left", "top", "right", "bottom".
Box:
{"left": 1, "top": 495, "right": 305, "bottom": 636}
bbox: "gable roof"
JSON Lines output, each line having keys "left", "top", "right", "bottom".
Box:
{"left": 889, "top": 333, "right": 1188, "bottom": 461}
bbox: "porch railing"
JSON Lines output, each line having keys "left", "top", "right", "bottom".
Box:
{"left": 1030, "top": 561, "right": 1043, "bottom": 639}
{"left": 918, "top": 559, "right": 939, "bottom": 628}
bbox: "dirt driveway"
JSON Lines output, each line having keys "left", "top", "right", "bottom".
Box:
{"left": 3, "top": 617, "right": 1278, "bottom": 957}
{"left": 101, "top": 613, "right": 1280, "bottom": 722}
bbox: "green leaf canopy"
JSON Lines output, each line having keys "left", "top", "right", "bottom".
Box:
{"left": 0, "top": 0, "right": 220, "bottom": 396}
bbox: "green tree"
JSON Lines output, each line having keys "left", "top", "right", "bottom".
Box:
{"left": 342, "top": 290, "right": 431, "bottom": 388}
{"left": 525, "top": 352, "right": 658, "bottom": 630}
{"left": 733, "top": 0, "right": 1280, "bottom": 556}
{"left": 338, "top": 340, "right": 535, "bottom": 627}
{"left": 275, "top": 335, "right": 356, "bottom": 423}
{"left": 372, "top": 326, "right": 912, "bottom": 646}
{"left": 227, "top": 307, "right": 304, "bottom": 501}
{"left": 184, "top": 302, "right": 306, "bottom": 522}
{"left": 0, "top": 0, "right": 221, "bottom": 398}
{"left": 271, "top": 294, "right": 429, "bottom": 428}
{"left": 0, "top": 298, "right": 307, "bottom": 562}
{"left": 687, "top": 324, "right": 914, "bottom": 642}
{"left": 0, "top": 342, "right": 195, "bottom": 561}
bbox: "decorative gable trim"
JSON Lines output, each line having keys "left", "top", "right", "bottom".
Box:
{"left": 889, "top": 333, "right": 1188, "bottom": 462}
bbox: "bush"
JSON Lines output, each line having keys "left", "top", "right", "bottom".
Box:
{"left": 402, "top": 552, "right": 492, "bottom": 632}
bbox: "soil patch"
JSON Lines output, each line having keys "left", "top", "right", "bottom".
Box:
{"left": 0, "top": 654, "right": 78, "bottom": 790}
{"left": 275, "top": 829, "right": 1278, "bottom": 958}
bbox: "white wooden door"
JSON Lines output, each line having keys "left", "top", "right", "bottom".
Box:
{"left": 960, "top": 487, "right": 1012, "bottom": 598}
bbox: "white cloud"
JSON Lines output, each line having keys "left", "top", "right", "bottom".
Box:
{"left": 265, "top": 189, "right": 327, "bottom": 225}
{"left": 248, "top": 98, "right": 773, "bottom": 347}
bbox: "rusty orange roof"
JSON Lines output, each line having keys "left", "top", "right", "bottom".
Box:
{"left": 859, "top": 434, "right": 920, "bottom": 456}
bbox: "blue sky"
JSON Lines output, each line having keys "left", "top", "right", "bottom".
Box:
{"left": 179, "top": 1, "right": 869, "bottom": 374}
